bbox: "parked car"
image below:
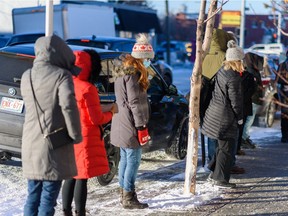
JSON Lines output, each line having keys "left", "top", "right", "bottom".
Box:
{"left": 245, "top": 43, "right": 286, "bottom": 57}
{"left": 4, "top": 33, "right": 45, "bottom": 47}
{"left": 66, "top": 35, "right": 174, "bottom": 85}
{"left": 156, "top": 40, "right": 188, "bottom": 64}
{"left": 0, "top": 43, "right": 189, "bottom": 186}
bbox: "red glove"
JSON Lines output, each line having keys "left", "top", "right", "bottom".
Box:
{"left": 137, "top": 128, "right": 151, "bottom": 146}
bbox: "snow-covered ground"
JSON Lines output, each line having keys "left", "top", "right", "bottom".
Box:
{"left": 0, "top": 122, "right": 281, "bottom": 216}
{"left": 0, "top": 63, "right": 282, "bottom": 215}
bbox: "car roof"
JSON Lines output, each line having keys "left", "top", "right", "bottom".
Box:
{"left": 66, "top": 35, "right": 135, "bottom": 43}
{"left": 0, "top": 43, "right": 121, "bottom": 59}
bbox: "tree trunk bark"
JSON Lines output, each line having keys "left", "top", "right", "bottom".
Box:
{"left": 184, "top": 0, "right": 218, "bottom": 195}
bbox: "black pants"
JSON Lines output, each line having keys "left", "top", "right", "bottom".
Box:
{"left": 62, "top": 178, "right": 88, "bottom": 215}
{"left": 208, "top": 138, "right": 234, "bottom": 182}
{"left": 281, "top": 113, "right": 288, "bottom": 139}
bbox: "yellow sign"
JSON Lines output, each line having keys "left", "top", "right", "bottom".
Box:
{"left": 221, "top": 11, "right": 241, "bottom": 27}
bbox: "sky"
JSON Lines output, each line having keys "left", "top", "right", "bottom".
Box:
{"left": 149, "top": 0, "right": 271, "bottom": 17}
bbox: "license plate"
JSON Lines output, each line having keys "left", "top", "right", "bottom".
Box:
{"left": 0, "top": 97, "right": 24, "bottom": 113}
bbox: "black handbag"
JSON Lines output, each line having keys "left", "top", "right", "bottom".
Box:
{"left": 29, "top": 70, "right": 73, "bottom": 150}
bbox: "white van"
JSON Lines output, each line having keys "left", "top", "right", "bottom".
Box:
{"left": 245, "top": 43, "right": 286, "bottom": 57}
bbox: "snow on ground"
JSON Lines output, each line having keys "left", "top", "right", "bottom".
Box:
{"left": 0, "top": 122, "right": 281, "bottom": 216}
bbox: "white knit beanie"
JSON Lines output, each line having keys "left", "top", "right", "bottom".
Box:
{"left": 225, "top": 40, "right": 245, "bottom": 61}
{"left": 131, "top": 33, "right": 155, "bottom": 59}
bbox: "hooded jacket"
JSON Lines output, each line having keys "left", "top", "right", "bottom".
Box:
{"left": 245, "top": 52, "right": 264, "bottom": 105}
{"left": 202, "top": 29, "right": 235, "bottom": 79}
{"left": 73, "top": 51, "right": 112, "bottom": 179}
{"left": 20, "top": 35, "right": 82, "bottom": 180}
{"left": 110, "top": 56, "right": 150, "bottom": 148}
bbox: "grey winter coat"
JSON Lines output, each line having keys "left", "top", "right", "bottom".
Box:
{"left": 202, "top": 67, "right": 243, "bottom": 140}
{"left": 110, "top": 58, "right": 150, "bottom": 149}
{"left": 20, "top": 35, "right": 82, "bottom": 180}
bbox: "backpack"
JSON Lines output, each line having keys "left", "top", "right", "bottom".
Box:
{"left": 200, "top": 75, "right": 216, "bottom": 126}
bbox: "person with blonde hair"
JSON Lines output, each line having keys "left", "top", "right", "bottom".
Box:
{"left": 202, "top": 40, "right": 244, "bottom": 188}
{"left": 110, "top": 33, "right": 153, "bottom": 209}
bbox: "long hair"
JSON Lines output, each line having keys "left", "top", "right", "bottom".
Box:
{"left": 83, "top": 49, "right": 102, "bottom": 84}
{"left": 223, "top": 60, "right": 244, "bottom": 73}
{"left": 123, "top": 54, "right": 149, "bottom": 91}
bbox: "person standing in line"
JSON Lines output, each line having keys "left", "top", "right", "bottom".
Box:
{"left": 61, "top": 50, "right": 117, "bottom": 216}
{"left": 201, "top": 28, "right": 236, "bottom": 163}
{"left": 241, "top": 52, "right": 264, "bottom": 148}
{"left": 110, "top": 33, "right": 152, "bottom": 209}
{"left": 277, "top": 50, "right": 288, "bottom": 143}
{"left": 202, "top": 40, "right": 245, "bottom": 188}
{"left": 20, "top": 35, "right": 82, "bottom": 216}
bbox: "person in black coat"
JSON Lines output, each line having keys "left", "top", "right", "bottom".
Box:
{"left": 202, "top": 40, "right": 245, "bottom": 188}
{"left": 277, "top": 51, "right": 288, "bottom": 143}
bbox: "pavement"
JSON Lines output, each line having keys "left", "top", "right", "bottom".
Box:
{"left": 187, "top": 119, "right": 288, "bottom": 216}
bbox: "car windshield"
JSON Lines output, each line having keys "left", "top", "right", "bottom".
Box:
{"left": 6, "top": 34, "right": 44, "bottom": 46}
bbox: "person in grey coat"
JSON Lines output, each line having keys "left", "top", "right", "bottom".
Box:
{"left": 20, "top": 35, "right": 82, "bottom": 216}
{"left": 202, "top": 40, "right": 244, "bottom": 188}
{"left": 111, "top": 34, "right": 153, "bottom": 209}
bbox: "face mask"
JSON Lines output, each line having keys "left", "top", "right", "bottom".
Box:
{"left": 143, "top": 59, "right": 151, "bottom": 68}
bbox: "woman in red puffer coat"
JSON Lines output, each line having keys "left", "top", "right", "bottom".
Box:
{"left": 62, "top": 49, "right": 117, "bottom": 216}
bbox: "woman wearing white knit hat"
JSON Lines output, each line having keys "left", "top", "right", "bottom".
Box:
{"left": 110, "top": 33, "right": 154, "bottom": 209}
{"left": 201, "top": 40, "right": 245, "bottom": 188}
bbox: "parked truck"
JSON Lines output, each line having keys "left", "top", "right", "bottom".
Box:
{"left": 12, "top": 3, "right": 116, "bottom": 40}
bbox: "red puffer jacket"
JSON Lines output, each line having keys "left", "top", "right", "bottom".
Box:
{"left": 73, "top": 51, "right": 113, "bottom": 179}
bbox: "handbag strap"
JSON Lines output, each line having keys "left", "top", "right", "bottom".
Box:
{"left": 29, "top": 70, "right": 45, "bottom": 135}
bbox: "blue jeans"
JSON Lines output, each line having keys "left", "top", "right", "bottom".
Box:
{"left": 118, "top": 147, "right": 142, "bottom": 192}
{"left": 242, "top": 103, "right": 260, "bottom": 140}
{"left": 24, "top": 180, "right": 62, "bottom": 216}
{"left": 208, "top": 137, "right": 218, "bottom": 162}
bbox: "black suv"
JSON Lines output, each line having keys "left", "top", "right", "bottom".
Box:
{"left": 66, "top": 35, "right": 174, "bottom": 85}
{"left": 0, "top": 43, "right": 189, "bottom": 185}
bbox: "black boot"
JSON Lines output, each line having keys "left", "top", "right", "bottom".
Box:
{"left": 63, "top": 209, "right": 73, "bottom": 216}
{"left": 123, "top": 190, "right": 148, "bottom": 209}
{"left": 75, "top": 210, "right": 86, "bottom": 216}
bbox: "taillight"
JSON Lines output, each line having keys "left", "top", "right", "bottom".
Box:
{"left": 80, "top": 39, "right": 90, "bottom": 43}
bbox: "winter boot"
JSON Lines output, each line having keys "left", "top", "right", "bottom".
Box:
{"left": 63, "top": 209, "right": 73, "bottom": 216}
{"left": 120, "top": 187, "right": 124, "bottom": 205}
{"left": 75, "top": 210, "right": 86, "bottom": 216}
{"left": 122, "top": 190, "right": 148, "bottom": 209}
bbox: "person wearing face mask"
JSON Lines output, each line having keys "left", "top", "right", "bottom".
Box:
{"left": 110, "top": 33, "right": 153, "bottom": 209}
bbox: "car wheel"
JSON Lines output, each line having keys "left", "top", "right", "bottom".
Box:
{"left": 265, "top": 101, "right": 276, "bottom": 127}
{"left": 165, "top": 117, "right": 188, "bottom": 160}
{"left": 94, "top": 127, "right": 120, "bottom": 186}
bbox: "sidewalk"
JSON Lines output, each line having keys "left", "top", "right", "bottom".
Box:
{"left": 192, "top": 120, "right": 288, "bottom": 215}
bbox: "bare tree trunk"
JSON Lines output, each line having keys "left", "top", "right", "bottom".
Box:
{"left": 184, "top": 0, "right": 218, "bottom": 195}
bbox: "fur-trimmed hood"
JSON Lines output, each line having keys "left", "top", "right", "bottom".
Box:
{"left": 112, "top": 54, "right": 138, "bottom": 78}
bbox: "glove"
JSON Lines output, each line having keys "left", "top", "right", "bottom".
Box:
{"left": 238, "top": 119, "right": 243, "bottom": 125}
{"left": 137, "top": 128, "right": 151, "bottom": 146}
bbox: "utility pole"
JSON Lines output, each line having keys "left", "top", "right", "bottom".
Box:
{"left": 277, "top": 11, "right": 281, "bottom": 44}
{"left": 165, "top": 0, "right": 170, "bottom": 65}
{"left": 45, "top": 0, "right": 53, "bottom": 37}
{"left": 239, "top": 0, "right": 245, "bottom": 48}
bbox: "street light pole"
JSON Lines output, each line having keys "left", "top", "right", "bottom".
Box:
{"left": 165, "top": 0, "right": 170, "bottom": 65}
{"left": 277, "top": 11, "right": 281, "bottom": 43}
{"left": 45, "top": 0, "right": 53, "bottom": 37}
{"left": 239, "top": 0, "right": 245, "bottom": 48}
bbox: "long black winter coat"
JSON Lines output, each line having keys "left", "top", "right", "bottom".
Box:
{"left": 202, "top": 67, "right": 243, "bottom": 140}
